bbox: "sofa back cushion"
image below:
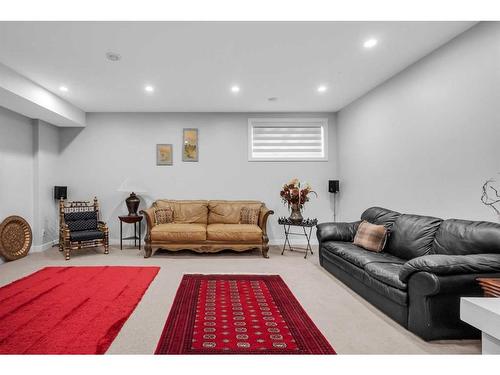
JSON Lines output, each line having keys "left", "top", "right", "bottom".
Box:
{"left": 154, "top": 200, "right": 208, "bottom": 224}
{"left": 385, "top": 214, "right": 442, "bottom": 260}
{"left": 208, "top": 201, "right": 263, "bottom": 224}
{"left": 361, "top": 207, "right": 400, "bottom": 229}
{"left": 432, "top": 219, "right": 500, "bottom": 255}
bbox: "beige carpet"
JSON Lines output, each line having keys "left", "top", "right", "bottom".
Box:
{"left": 0, "top": 245, "right": 480, "bottom": 354}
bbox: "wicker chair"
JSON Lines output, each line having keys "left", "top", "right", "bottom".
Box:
{"left": 59, "top": 197, "right": 109, "bottom": 260}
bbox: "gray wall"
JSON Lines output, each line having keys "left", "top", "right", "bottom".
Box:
{"left": 336, "top": 22, "right": 500, "bottom": 222}
{"left": 59, "top": 112, "right": 338, "bottom": 244}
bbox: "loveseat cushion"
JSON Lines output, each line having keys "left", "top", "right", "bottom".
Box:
{"left": 432, "top": 219, "right": 500, "bottom": 255}
{"left": 151, "top": 223, "right": 207, "bottom": 242}
{"left": 70, "top": 229, "right": 104, "bottom": 242}
{"left": 208, "top": 201, "right": 263, "bottom": 224}
{"left": 364, "top": 262, "right": 407, "bottom": 290}
{"left": 385, "top": 214, "right": 442, "bottom": 260}
{"left": 207, "top": 224, "right": 262, "bottom": 242}
{"left": 154, "top": 200, "right": 208, "bottom": 224}
{"left": 322, "top": 242, "right": 405, "bottom": 269}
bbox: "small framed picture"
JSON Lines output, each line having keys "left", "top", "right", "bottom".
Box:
{"left": 157, "top": 144, "right": 173, "bottom": 166}
{"left": 183, "top": 128, "right": 198, "bottom": 162}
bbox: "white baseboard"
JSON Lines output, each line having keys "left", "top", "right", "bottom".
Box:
{"left": 31, "top": 240, "right": 57, "bottom": 253}
{"left": 269, "top": 238, "right": 318, "bottom": 246}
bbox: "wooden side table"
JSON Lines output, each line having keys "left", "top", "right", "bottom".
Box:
{"left": 119, "top": 215, "right": 143, "bottom": 250}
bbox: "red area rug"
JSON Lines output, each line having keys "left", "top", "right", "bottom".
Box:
{"left": 0, "top": 266, "right": 159, "bottom": 354}
{"left": 155, "top": 274, "right": 335, "bottom": 354}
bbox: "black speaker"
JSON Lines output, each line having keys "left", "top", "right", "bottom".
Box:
{"left": 328, "top": 180, "right": 339, "bottom": 193}
{"left": 54, "top": 186, "right": 67, "bottom": 200}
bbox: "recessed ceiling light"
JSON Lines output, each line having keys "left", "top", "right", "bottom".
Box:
{"left": 317, "top": 85, "right": 327, "bottom": 93}
{"left": 144, "top": 85, "right": 154, "bottom": 93}
{"left": 106, "top": 52, "right": 121, "bottom": 61}
{"left": 231, "top": 85, "right": 240, "bottom": 93}
{"left": 59, "top": 86, "right": 68, "bottom": 92}
{"left": 363, "top": 38, "right": 378, "bottom": 49}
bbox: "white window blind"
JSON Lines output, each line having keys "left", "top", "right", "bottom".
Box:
{"left": 248, "top": 118, "right": 328, "bottom": 161}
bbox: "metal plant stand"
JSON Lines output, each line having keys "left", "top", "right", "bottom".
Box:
{"left": 278, "top": 217, "right": 318, "bottom": 259}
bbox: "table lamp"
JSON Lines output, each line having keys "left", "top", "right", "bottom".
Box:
{"left": 117, "top": 179, "right": 147, "bottom": 216}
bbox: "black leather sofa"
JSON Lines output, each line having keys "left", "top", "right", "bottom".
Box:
{"left": 317, "top": 207, "right": 500, "bottom": 340}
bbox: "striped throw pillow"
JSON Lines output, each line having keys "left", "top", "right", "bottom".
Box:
{"left": 353, "top": 220, "right": 388, "bottom": 252}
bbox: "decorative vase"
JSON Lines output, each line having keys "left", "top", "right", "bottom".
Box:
{"left": 289, "top": 203, "right": 303, "bottom": 223}
{"left": 125, "top": 192, "right": 140, "bottom": 216}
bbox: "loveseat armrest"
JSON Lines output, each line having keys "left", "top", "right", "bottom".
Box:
{"left": 258, "top": 205, "right": 274, "bottom": 236}
{"left": 399, "top": 254, "right": 500, "bottom": 283}
{"left": 316, "top": 221, "right": 360, "bottom": 243}
{"left": 140, "top": 208, "right": 156, "bottom": 234}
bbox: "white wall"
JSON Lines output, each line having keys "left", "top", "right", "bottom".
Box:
{"left": 0, "top": 107, "right": 35, "bottom": 264}
{"left": 0, "top": 106, "right": 34, "bottom": 224}
{"left": 33, "top": 120, "right": 61, "bottom": 249}
{"left": 0, "top": 62, "right": 86, "bottom": 127}
{"left": 337, "top": 22, "right": 500, "bottom": 222}
{"left": 59, "top": 112, "right": 338, "bottom": 243}
{"left": 0, "top": 110, "right": 62, "bottom": 264}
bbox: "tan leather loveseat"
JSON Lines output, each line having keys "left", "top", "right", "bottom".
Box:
{"left": 140, "top": 200, "right": 274, "bottom": 258}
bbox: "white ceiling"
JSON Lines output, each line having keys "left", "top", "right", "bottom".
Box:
{"left": 0, "top": 21, "right": 475, "bottom": 113}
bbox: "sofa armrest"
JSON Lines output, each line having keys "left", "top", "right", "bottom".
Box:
{"left": 399, "top": 254, "right": 500, "bottom": 283}
{"left": 316, "top": 221, "right": 360, "bottom": 243}
{"left": 258, "top": 206, "right": 274, "bottom": 236}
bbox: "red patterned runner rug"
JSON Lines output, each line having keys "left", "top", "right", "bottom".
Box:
{"left": 155, "top": 274, "right": 335, "bottom": 354}
{"left": 0, "top": 266, "right": 159, "bottom": 354}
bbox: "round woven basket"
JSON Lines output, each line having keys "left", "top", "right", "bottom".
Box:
{"left": 0, "top": 216, "right": 32, "bottom": 261}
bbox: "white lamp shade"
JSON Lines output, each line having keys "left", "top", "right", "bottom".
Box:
{"left": 117, "top": 178, "right": 147, "bottom": 194}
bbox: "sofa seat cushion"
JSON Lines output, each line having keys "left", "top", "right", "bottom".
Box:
{"left": 364, "top": 262, "right": 407, "bottom": 290}
{"left": 70, "top": 230, "right": 104, "bottom": 242}
{"left": 151, "top": 223, "right": 207, "bottom": 242}
{"left": 322, "top": 242, "right": 405, "bottom": 269}
{"left": 207, "top": 224, "right": 262, "bottom": 242}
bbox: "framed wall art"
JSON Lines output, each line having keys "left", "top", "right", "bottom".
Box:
{"left": 182, "top": 128, "right": 198, "bottom": 162}
{"left": 157, "top": 144, "right": 173, "bottom": 166}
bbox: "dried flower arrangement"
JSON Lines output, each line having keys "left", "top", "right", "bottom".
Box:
{"left": 280, "top": 178, "right": 317, "bottom": 213}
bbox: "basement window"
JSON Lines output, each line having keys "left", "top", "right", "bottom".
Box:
{"left": 248, "top": 118, "right": 328, "bottom": 161}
